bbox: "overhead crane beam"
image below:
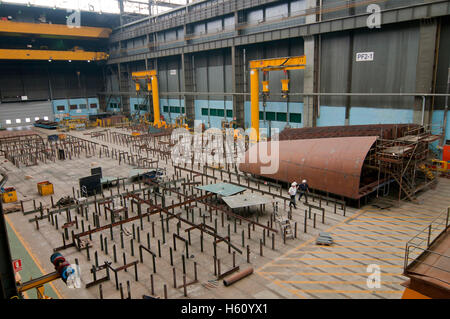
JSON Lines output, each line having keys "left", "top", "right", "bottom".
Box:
{"left": 0, "top": 21, "right": 111, "bottom": 39}
{"left": 0, "top": 49, "right": 109, "bottom": 61}
{"left": 127, "top": 0, "right": 183, "bottom": 9}
{"left": 249, "top": 56, "right": 306, "bottom": 142}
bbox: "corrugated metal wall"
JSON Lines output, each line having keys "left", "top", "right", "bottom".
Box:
{"left": 0, "top": 101, "right": 53, "bottom": 128}
{"left": 434, "top": 17, "right": 450, "bottom": 109}
{"left": 0, "top": 61, "right": 104, "bottom": 102}
{"left": 320, "top": 22, "right": 419, "bottom": 109}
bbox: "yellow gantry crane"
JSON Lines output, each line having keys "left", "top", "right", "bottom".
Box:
{"left": 131, "top": 70, "right": 162, "bottom": 128}
{"left": 249, "top": 56, "right": 306, "bottom": 142}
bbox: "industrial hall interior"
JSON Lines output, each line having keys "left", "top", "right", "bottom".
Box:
{"left": 0, "top": 0, "right": 449, "bottom": 301}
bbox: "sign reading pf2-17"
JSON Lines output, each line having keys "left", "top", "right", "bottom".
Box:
{"left": 356, "top": 52, "right": 374, "bottom": 62}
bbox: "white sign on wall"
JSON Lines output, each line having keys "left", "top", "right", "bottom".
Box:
{"left": 169, "top": 70, "right": 177, "bottom": 75}
{"left": 356, "top": 52, "right": 374, "bottom": 62}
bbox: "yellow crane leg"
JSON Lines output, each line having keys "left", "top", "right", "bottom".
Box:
{"left": 250, "top": 68, "right": 260, "bottom": 142}
{"left": 151, "top": 75, "right": 161, "bottom": 128}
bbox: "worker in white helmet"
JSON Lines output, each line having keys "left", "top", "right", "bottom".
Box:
{"left": 288, "top": 182, "right": 298, "bottom": 209}
{"left": 298, "top": 179, "right": 310, "bottom": 203}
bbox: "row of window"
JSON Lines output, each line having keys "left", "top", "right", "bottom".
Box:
{"left": 163, "top": 106, "right": 186, "bottom": 114}
{"left": 56, "top": 104, "right": 97, "bottom": 111}
{"left": 109, "top": 103, "right": 120, "bottom": 109}
{"left": 4, "top": 116, "right": 49, "bottom": 125}
{"left": 134, "top": 104, "right": 148, "bottom": 111}
{"left": 201, "top": 108, "right": 233, "bottom": 118}
{"left": 259, "top": 111, "right": 302, "bottom": 123}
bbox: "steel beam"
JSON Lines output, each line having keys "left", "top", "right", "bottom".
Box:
{"left": 0, "top": 49, "right": 108, "bottom": 61}
{"left": 0, "top": 21, "right": 111, "bottom": 39}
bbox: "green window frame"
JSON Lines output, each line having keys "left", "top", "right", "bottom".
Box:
{"left": 201, "top": 108, "right": 208, "bottom": 116}
{"left": 163, "top": 106, "right": 169, "bottom": 112}
{"left": 266, "top": 112, "right": 275, "bottom": 121}
{"left": 217, "top": 109, "right": 225, "bottom": 117}
{"left": 226, "top": 110, "right": 233, "bottom": 118}
{"left": 259, "top": 111, "right": 275, "bottom": 121}
{"left": 290, "top": 113, "right": 302, "bottom": 123}
{"left": 209, "top": 109, "right": 217, "bottom": 116}
{"left": 276, "top": 112, "right": 287, "bottom": 122}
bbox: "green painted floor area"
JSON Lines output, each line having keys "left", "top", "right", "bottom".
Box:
{"left": 5, "top": 219, "right": 59, "bottom": 299}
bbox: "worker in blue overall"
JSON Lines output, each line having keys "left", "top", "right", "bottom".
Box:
{"left": 298, "top": 179, "right": 310, "bottom": 203}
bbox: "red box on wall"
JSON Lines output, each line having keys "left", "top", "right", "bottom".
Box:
{"left": 443, "top": 145, "right": 450, "bottom": 162}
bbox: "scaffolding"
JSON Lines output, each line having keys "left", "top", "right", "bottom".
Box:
{"left": 364, "top": 124, "right": 442, "bottom": 204}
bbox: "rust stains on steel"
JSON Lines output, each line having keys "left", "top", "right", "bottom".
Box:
{"left": 277, "top": 124, "right": 421, "bottom": 141}
{"left": 74, "top": 193, "right": 214, "bottom": 239}
{"left": 239, "top": 136, "right": 378, "bottom": 199}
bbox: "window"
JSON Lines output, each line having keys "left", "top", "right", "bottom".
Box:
{"left": 25, "top": 118, "right": 30, "bottom": 123}
{"left": 35, "top": 117, "right": 39, "bottom": 121}
{"left": 137, "top": 104, "right": 147, "bottom": 111}
{"left": 209, "top": 109, "right": 217, "bottom": 116}
{"left": 5, "top": 120, "right": 11, "bottom": 124}
{"left": 90, "top": 103, "right": 97, "bottom": 109}
{"left": 181, "top": 107, "right": 185, "bottom": 114}
{"left": 16, "top": 119, "right": 21, "bottom": 123}
{"left": 276, "top": 112, "right": 287, "bottom": 122}
{"left": 266, "top": 112, "right": 276, "bottom": 121}
{"left": 163, "top": 106, "right": 169, "bottom": 112}
{"left": 79, "top": 104, "right": 87, "bottom": 109}
{"left": 70, "top": 104, "right": 77, "bottom": 110}
{"left": 44, "top": 116, "right": 49, "bottom": 120}
{"left": 260, "top": 112, "right": 275, "bottom": 121}
{"left": 201, "top": 108, "right": 208, "bottom": 116}
{"left": 226, "top": 110, "right": 233, "bottom": 118}
{"left": 290, "top": 113, "right": 302, "bottom": 123}
{"left": 56, "top": 105, "right": 65, "bottom": 111}
{"left": 217, "top": 109, "right": 225, "bottom": 117}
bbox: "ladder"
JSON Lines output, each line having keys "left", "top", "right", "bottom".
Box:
{"left": 275, "top": 208, "right": 294, "bottom": 239}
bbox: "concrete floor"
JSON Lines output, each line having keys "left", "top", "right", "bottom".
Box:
{"left": 1, "top": 126, "right": 449, "bottom": 299}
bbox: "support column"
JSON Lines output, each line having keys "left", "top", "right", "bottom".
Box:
{"left": 232, "top": 46, "right": 245, "bottom": 129}
{"left": 414, "top": 20, "right": 438, "bottom": 125}
{"left": 303, "top": 0, "right": 319, "bottom": 128}
{"left": 182, "top": 52, "right": 196, "bottom": 128}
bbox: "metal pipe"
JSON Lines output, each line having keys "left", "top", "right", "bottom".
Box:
{"left": 99, "top": 91, "right": 450, "bottom": 97}
{"left": 421, "top": 96, "right": 426, "bottom": 126}
{"left": 223, "top": 267, "right": 253, "bottom": 287}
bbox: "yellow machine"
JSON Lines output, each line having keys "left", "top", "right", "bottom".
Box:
{"left": 131, "top": 70, "right": 162, "bottom": 128}
{"left": 175, "top": 116, "right": 189, "bottom": 130}
{"left": 249, "top": 56, "right": 306, "bottom": 141}
{"left": 221, "top": 120, "right": 242, "bottom": 140}
{"left": 37, "top": 181, "right": 54, "bottom": 196}
{"left": 2, "top": 187, "right": 17, "bottom": 203}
